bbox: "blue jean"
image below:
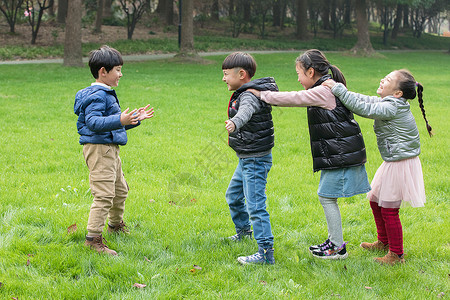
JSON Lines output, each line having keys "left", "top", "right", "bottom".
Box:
{"left": 225, "top": 153, "right": 274, "bottom": 249}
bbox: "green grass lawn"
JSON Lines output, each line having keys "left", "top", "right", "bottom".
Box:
{"left": 0, "top": 51, "right": 448, "bottom": 299}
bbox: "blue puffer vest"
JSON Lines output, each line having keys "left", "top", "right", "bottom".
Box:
{"left": 307, "top": 75, "right": 367, "bottom": 172}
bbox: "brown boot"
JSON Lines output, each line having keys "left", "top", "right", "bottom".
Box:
{"left": 360, "top": 240, "right": 389, "bottom": 251}
{"left": 107, "top": 220, "right": 130, "bottom": 234}
{"left": 373, "top": 250, "right": 405, "bottom": 265}
{"left": 85, "top": 235, "right": 118, "bottom": 256}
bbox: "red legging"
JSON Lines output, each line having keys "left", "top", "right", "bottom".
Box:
{"left": 370, "top": 201, "right": 403, "bottom": 256}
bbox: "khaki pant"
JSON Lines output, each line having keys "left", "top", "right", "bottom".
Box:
{"left": 83, "top": 144, "right": 129, "bottom": 236}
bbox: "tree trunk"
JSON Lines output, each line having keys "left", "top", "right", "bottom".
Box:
{"left": 351, "top": 0, "right": 374, "bottom": 55}
{"left": 321, "top": 0, "right": 330, "bottom": 30}
{"left": 179, "top": 0, "right": 196, "bottom": 56}
{"left": 296, "top": 0, "right": 307, "bottom": 39}
{"left": 94, "top": 0, "right": 104, "bottom": 33}
{"left": 57, "top": 0, "right": 68, "bottom": 24}
{"left": 211, "top": 0, "right": 219, "bottom": 21}
{"left": 391, "top": 3, "right": 402, "bottom": 39}
{"left": 403, "top": 4, "right": 409, "bottom": 28}
{"left": 164, "top": 0, "right": 174, "bottom": 25}
{"left": 272, "top": 0, "right": 280, "bottom": 27}
{"left": 228, "top": 0, "right": 234, "bottom": 17}
{"left": 103, "top": 0, "right": 112, "bottom": 18}
{"left": 243, "top": 0, "right": 251, "bottom": 23}
{"left": 64, "top": 0, "right": 83, "bottom": 67}
{"left": 344, "top": 0, "right": 351, "bottom": 25}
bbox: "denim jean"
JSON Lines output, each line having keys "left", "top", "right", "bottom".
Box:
{"left": 225, "top": 153, "right": 274, "bottom": 249}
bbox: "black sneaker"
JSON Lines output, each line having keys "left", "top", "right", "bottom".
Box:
{"left": 311, "top": 241, "right": 348, "bottom": 260}
{"left": 309, "top": 238, "right": 331, "bottom": 252}
{"left": 228, "top": 229, "right": 253, "bottom": 242}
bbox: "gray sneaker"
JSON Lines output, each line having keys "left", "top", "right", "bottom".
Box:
{"left": 237, "top": 247, "right": 275, "bottom": 265}
{"left": 228, "top": 229, "right": 253, "bottom": 241}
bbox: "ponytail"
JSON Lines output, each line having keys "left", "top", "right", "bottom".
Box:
{"left": 397, "top": 69, "right": 433, "bottom": 137}
{"left": 329, "top": 65, "right": 346, "bottom": 87}
{"left": 416, "top": 83, "right": 433, "bottom": 137}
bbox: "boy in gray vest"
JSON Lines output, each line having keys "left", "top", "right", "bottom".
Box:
{"left": 222, "top": 52, "right": 279, "bottom": 264}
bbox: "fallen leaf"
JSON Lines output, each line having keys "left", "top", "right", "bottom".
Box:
{"left": 259, "top": 280, "right": 267, "bottom": 285}
{"left": 175, "top": 268, "right": 178, "bottom": 273}
{"left": 190, "top": 198, "right": 197, "bottom": 203}
{"left": 67, "top": 223, "right": 77, "bottom": 234}
{"left": 12, "top": 297, "right": 18, "bottom": 300}
{"left": 27, "top": 254, "right": 34, "bottom": 257}
{"left": 193, "top": 265, "right": 202, "bottom": 270}
{"left": 133, "top": 283, "right": 146, "bottom": 288}
{"left": 144, "top": 256, "right": 152, "bottom": 263}
{"left": 26, "top": 259, "right": 30, "bottom": 266}
{"left": 437, "top": 292, "right": 445, "bottom": 298}
{"left": 364, "top": 286, "right": 372, "bottom": 290}
{"left": 343, "top": 265, "right": 347, "bottom": 271}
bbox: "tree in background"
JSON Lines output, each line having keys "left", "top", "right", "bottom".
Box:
{"left": 156, "top": 0, "right": 173, "bottom": 25}
{"left": 296, "top": 0, "right": 308, "bottom": 39}
{"left": 57, "top": 0, "right": 67, "bottom": 24}
{"left": 24, "top": 0, "right": 53, "bottom": 44}
{"left": 351, "top": 0, "right": 375, "bottom": 55}
{"left": 63, "top": 0, "right": 82, "bottom": 66}
{"left": 179, "top": 0, "right": 197, "bottom": 56}
{"left": 94, "top": 0, "right": 104, "bottom": 33}
{"left": 0, "top": 0, "right": 25, "bottom": 33}
{"left": 118, "top": 0, "right": 149, "bottom": 39}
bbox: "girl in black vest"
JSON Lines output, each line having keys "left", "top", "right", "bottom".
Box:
{"left": 249, "top": 49, "right": 370, "bottom": 259}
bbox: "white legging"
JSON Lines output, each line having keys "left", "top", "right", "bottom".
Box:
{"left": 319, "top": 196, "right": 344, "bottom": 246}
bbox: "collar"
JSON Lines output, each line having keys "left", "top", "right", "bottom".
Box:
{"left": 91, "top": 82, "right": 111, "bottom": 89}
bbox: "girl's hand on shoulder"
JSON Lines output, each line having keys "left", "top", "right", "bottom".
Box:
{"left": 247, "top": 89, "right": 261, "bottom": 98}
{"left": 322, "top": 79, "right": 337, "bottom": 89}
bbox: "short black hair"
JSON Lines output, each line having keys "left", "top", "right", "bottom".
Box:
{"left": 222, "top": 52, "right": 257, "bottom": 78}
{"left": 88, "top": 45, "right": 123, "bottom": 79}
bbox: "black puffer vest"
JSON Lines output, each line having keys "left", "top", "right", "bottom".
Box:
{"left": 308, "top": 75, "right": 367, "bottom": 172}
{"left": 228, "top": 77, "right": 279, "bottom": 156}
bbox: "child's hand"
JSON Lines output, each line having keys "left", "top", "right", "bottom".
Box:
{"left": 322, "top": 79, "right": 336, "bottom": 89}
{"left": 247, "top": 88, "right": 261, "bottom": 98}
{"left": 120, "top": 108, "right": 139, "bottom": 125}
{"left": 225, "top": 120, "right": 236, "bottom": 133}
{"left": 135, "top": 104, "right": 154, "bottom": 121}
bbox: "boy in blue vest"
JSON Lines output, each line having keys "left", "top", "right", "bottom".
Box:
{"left": 74, "top": 45, "right": 154, "bottom": 255}
{"left": 222, "top": 52, "right": 279, "bottom": 264}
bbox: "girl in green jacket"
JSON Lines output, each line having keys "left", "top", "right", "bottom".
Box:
{"left": 323, "top": 69, "right": 433, "bottom": 265}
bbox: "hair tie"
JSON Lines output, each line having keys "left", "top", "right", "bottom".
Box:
{"left": 415, "top": 82, "right": 419, "bottom": 87}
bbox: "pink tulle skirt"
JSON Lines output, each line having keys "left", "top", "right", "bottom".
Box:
{"left": 368, "top": 156, "right": 426, "bottom": 208}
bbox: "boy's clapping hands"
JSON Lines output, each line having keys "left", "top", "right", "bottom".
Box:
{"left": 120, "top": 105, "right": 154, "bottom": 126}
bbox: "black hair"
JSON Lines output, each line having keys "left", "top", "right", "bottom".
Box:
{"left": 396, "top": 69, "right": 433, "bottom": 137}
{"left": 88, "top": 45, "right": 123, "bottom": 79}
{"left": 222, "top": 52, "right": 257, "bottom": 78}
{"left": 296, "top": 49, "right": 346, "bottom": 86}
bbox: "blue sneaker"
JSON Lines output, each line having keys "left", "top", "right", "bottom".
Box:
{"left": 311, "top": 241, "right": 348, "bottom": 260}
{"left": 237, "top": 247, "right": 275, "bottom": 265}
{"left": 309, "top": 238, "right": 331, "bottom": 252}
{"left": 228, "top": 229, "right": 253, "bottom": 242}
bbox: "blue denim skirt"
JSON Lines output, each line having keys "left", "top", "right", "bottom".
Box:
{"left": 317, "top": 165, "right": 371, "bottom": 198}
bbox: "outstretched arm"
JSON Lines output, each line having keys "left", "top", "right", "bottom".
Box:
{"left": 248, "top": 86, "right": 336, "bottom": 110}
{"left": 330, "top": 83, "right": 397, "bottom": 120}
